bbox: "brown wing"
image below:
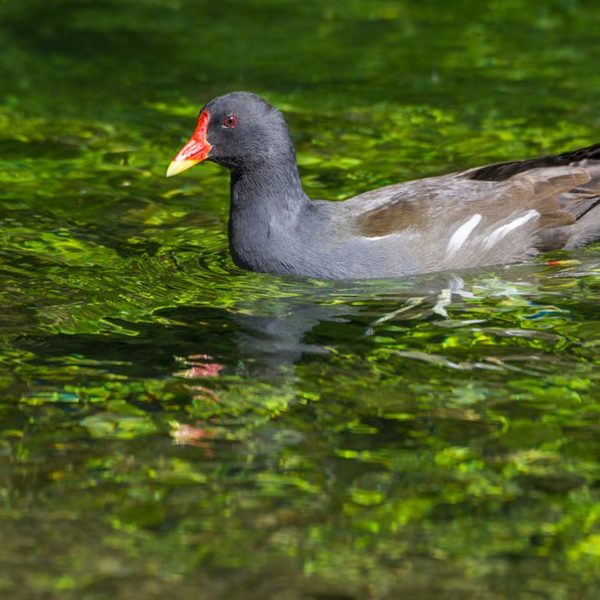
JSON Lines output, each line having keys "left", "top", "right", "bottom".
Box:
{"left": 355, "top": 147, "right": 600, "bottom": 255}
{"left": 357, "top": 192, "right": 433, "bottom": 236}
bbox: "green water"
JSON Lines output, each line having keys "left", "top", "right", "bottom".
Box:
{"left": 2, "top": 0, "right": 600, "bottom": 598}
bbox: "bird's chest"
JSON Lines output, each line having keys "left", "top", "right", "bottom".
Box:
{"left": 228, "top": 209, "right": 298, "bottom": 274}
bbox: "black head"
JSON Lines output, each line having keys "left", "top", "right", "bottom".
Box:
{"left": 167, "top": 92, "right": 295, "bottom": 176}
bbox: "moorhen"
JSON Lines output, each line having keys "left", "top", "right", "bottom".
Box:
{"left": 167, "top": 92, "right": 600, "bottom": 280}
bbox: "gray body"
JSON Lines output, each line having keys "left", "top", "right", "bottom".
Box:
{"left": 189, "top": 92, "right": 600, "bottom": 280}
{"left": 228, "top": 148, "right": 600, "bottom": 280}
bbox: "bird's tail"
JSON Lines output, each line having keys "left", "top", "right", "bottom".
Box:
{"left": 562, "top": 160, "right": 600, "bottom": 248}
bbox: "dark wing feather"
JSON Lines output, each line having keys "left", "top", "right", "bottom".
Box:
{"left": 466, "top": 142, "right": 600, "bottom": 182}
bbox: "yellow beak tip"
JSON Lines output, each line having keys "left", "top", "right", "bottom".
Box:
{"left": 166, "top": 159, "right": 199, "bottom": 178}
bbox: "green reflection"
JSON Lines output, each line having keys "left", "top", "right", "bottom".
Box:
{"left": 2, "top": 0, "right": 600, "bottom": 598}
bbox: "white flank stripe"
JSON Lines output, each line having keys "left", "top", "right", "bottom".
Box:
{"left": 483, "top": 209, "right": 539, "bottom": 249}
{"left": 446, "top": 214, "right": 482, "bottom": 257}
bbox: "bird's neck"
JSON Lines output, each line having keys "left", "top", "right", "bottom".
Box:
{"left": 228, "top": 159, "right": 310, "bottom": 273}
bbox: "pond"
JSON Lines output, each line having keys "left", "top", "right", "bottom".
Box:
{"left": 1, "top": 0, "right": 600, "bottom": 598}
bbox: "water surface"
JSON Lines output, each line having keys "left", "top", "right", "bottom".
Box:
{"left": 1, "top": 1, "right": 600, "bottom": 598}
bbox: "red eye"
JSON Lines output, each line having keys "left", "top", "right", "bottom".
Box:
{"left": 223, "top": 114, "right": 238, "bottom": 128}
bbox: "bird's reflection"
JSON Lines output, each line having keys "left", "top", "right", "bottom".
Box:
{"left": 168, "top": 272, "right": 479, "bottom": 446}
{"left": 177, "top": 272, "right": 474, "bottom": 374}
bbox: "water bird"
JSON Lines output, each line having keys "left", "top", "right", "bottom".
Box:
{"left": 167, "top": 92, "right": 600, "bottom": 280}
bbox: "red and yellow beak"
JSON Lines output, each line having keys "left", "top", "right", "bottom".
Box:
{"left": 166, "top": 110, "right": 213, "bottom": 177}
